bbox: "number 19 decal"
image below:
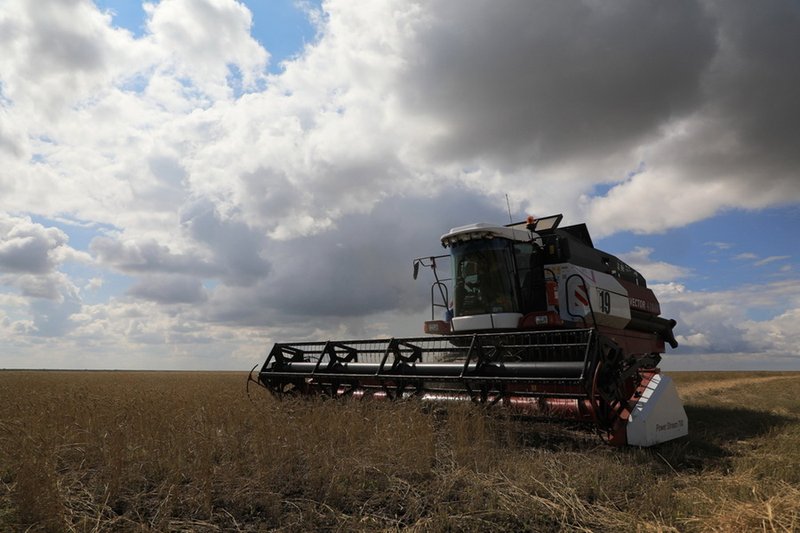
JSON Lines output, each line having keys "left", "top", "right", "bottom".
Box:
{"left": 598, "top": 290, "right": 612, "bottom": 314}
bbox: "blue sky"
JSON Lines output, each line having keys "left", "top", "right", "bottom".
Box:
{"left": 1, "top": 0, "right": 799, "bottom": 371}
{"left": 598, "top": 207, "right": 798, "bottom": 293}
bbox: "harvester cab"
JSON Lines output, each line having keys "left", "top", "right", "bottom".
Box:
{"left": 254, "top": 215, "right": 688, "bottom": 447}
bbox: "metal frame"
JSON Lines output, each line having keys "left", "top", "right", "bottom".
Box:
{"left": 257, "top": 329, "right": 600, "bottom": 402}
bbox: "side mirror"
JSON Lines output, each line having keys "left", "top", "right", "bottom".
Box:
{"left": 413, "top": 260, "right": 420, "bottom": 280}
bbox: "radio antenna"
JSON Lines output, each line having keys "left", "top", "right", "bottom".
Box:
{"left": 505, "top": 194, "right": 513, "bottom": 223}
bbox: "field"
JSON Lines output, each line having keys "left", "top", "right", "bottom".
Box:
{"left": 1, "top": 370, "right": 799, "bottom": 532}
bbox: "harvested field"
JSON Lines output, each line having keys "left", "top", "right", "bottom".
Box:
{"left": 1, "top": 370, "right": 799, "bottom": 532}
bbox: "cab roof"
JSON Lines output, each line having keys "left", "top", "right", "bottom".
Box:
{"left": 441, "top": 223, "right": 532, "bottom": 247}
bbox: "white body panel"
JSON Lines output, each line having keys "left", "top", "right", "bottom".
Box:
{"left": 626, "top": 374, "right": 688, "bottom": 446}
{"left": 451, "top": 313, "right": 523, "bottom": 332}
{"left": 548, "top": 263, "right": 631, "bottom": 329}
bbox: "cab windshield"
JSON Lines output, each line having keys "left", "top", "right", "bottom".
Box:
{"left": 451, "top": 239, "right": 518, "bottom": 316}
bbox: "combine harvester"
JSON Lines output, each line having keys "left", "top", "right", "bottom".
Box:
{"left": 253, "top": 215, "right": 688, "bottom": 446}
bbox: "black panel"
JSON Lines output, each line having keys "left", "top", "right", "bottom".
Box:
{"left": 538, "top": 229, "right": 647, "bottom": 287}
{"left": 557, "top": 223, "right": 593, "bottom": 248}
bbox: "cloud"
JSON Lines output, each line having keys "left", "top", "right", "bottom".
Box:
{"left": 619, "top": 247, "right": 692, "bottom": 283}
{"left": 5, "top": 0, "right": 799, "bottom": 240}
{"left": 731, "top": 253, "right": 792, "bottom": 268}
{"left": 179, "top": 200, "right": 271, "bottom": 285}
{"left": 84, "top": 277, "right": 104, "bottom": 291}
{"left": 1, "top": 0, "right": 799, "bottom": 368}
{"left": 0, "top": 215, "right": 88, "bottom": 340}
{"left": 144, "top": 0, "right": 269, "bottom": 98}
{"left": 583, "top": 1, "right": 800, "bottom": 234}
{"left": 128, "top": 274, "right": 208, "bottom": 304}
{"left": 655, "top": 280, "right": 800, "bottom": 362}
{"left": 3, "top": 272, "right": 71, "bottom": 301}
{"left": 89, "top": 200, "right": 273, "bottom": 295}
{"left": 754, "top": 255, "right": 791, "bottom": 267}
{"left": 90, "top": 235, "right": 217, "bottom": 277}
{"left": 400, "top": 1, "right": 715, "bottom": 169}
{"left": 0, "top": 214, "right": 69, "bottom": 274}
{"left": 30, "top": 289, "right": 82, "bottom": 337}
{"left": 705, "top": 242, "right": 733, "bottom": 251}
{"left": 0, "top": 0, "right": 134, "bottom": 117}
{"left": 742, "top": 307, "right": 800, "bottom": 356}
{"left": 202, "top": 191, "right": 505, "bottom": 327}
{"left": 0, "top": 107, "right": 26, "bottom": 158}
{"left": 0, "top": 214, "right": 86, "bottom": 305}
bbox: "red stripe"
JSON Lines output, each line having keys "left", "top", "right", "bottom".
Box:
{"left": 574, "top": 290, "right": 589, "bottom": 306}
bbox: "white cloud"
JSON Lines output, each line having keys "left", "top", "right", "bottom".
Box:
{"left": 619, "top": 247, "right": 692, "bottom": 283}
{"left": 650, "top": 282, "right": 687, "bottom": 297}
{"left": 676, "top": 332, "right": 711, "bottom": 349}
{"left": 0, "top": 0, "right": 141, "bottom": 118}
{"left": 144, "top": 0, "right": 269, "bottom": 99}
{"left": 742, "top": 307, "right": 800, "bottom": 356}
{"left": 2, "top": 272, "right": 71, "bottom": 301}
{"left": 731, "top": 253, "right": 792, "bottom": 269}
{"left": 84, "top": 277, "right": 105, "bottom": 291}
{"left": 128, "top": 273, "right": 208, "bottom": 304}
{"left": 4, "top": 0, "right": 799, "bottom": 241}
{"left": 0, "top": 214, "right": 86, "bottom": 303}
{"left": 656, "top": 280, "right": 800, "bottom": 365}
{"left": 1, "top": 0, "right": 799, "bottom": 369}
{"left": 705, "top": 241, "right": 732, "bottom": 251}
{"left": 754, "top": 255, "right": 791, "bottom": 267}
{"left": 0, "top": 215, "right": 88, "bottom": 343}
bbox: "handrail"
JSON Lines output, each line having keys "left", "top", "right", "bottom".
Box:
{"left": 413, "top": 254, "right": 452, "bottom": 322}
{"left": 430, "top": 280, "right": 450, "bottom": 320}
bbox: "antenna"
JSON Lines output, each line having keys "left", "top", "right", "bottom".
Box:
{"left": 505, "top": 194, "right": 513, "bottom": 223}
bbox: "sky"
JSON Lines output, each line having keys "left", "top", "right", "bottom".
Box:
{"left": 1, "top": 0, "right": 799, "bottom": 371}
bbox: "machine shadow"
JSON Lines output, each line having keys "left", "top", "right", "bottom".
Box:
{"left": 649, "top": 404, "right": 793, "bottom": 471}
{"left": 485, "top": 403, "right": 792, "bottom": 473}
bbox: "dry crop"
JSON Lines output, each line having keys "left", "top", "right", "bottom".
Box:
{"left": 1, "top": 370, "right": 798, "bottom": 532}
